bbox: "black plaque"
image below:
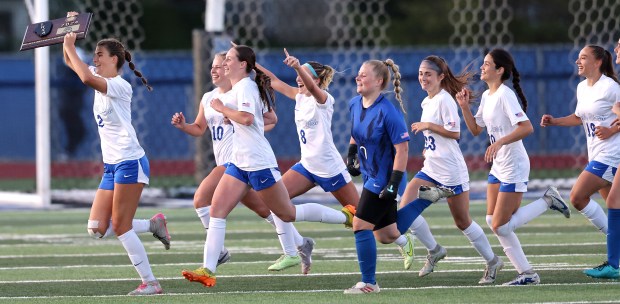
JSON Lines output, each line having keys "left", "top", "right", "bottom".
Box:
{"left": 20, "top": 13, "right": 92, "bottom": 51}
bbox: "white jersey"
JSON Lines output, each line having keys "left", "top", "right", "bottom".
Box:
{"left": 474, "top": 84, "right": 530, "bottom": 183}
{"left": 90, "top": 66, "right": 145, "bottom": 164}
{"left": 419, "top": 89, "right": 469, "bottom": 186}
{"left": 229, "top": 77, "right": 278, "bottom": 171}
{"left": 575, "top": 74, "right": 620, "bottom": 165}
{"left": 201, "top": 89, "right": 236, "bottom": 166}
{"left": 295, "top": 92, "right": 347, "bottom": 177}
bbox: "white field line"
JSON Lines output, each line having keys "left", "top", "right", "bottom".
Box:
{"left": 0, "top": 266, "right": 611, "bottom": 284}
{"left": 0, "top": 241, "right": 607, "bottom": 259}
{"left": 0, "top": 282, "right": 618, "bottom": 301}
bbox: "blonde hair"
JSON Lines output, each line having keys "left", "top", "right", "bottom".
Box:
{"left": 364, "top": 59, "right": 405, "bottom": 113}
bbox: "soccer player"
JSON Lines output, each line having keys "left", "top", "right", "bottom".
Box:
{"left": 402, "top": 55, "right": 503, "bottom": 283}
{"left": 456, "top": 48, "right": 571, "bottom": 286}
{"left": 62, "top": 12, "right": 168, "bottom": 296}
{"left": 582, "top": 41, "right": 620, "bottom": 279}
{"left": 541, "top": 45, "right": 620, "bottom": 238}
{"left": 191, "top": 45, "right": 359, "bottom": 287}
{"left": 173, "top": 52, "right": 314, "bottom": 278}
{"left": 344, "top": 59, "right": 453, "bottom": 294}
{"left": 256, "top": 49, "right": 414, "bottom": 271}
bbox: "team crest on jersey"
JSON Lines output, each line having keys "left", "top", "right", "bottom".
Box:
{"left": 304, "top": 118, "right": 318, "bottom": 129}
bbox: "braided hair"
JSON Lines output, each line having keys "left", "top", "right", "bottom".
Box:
{"left": 97, "top": 38, "right": 153, "bottom": 91}
{"left": 364, "top": 59, "right": 405, "bottom": 113}
{"left": 488, "top": 48, "right": 527, "bottom": 111}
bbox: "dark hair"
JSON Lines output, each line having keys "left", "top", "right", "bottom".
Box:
{"left": 585, "top": 45, "right": 620, "bottom": 84}
{"left": 364, "top": 59, "right": 405, "bottom": 113}
{"left": 305, "top": 61, "right": 335, "bottom": 90}
{"left": 488, "top": 48, "right": 527, "bottom": 111}
{"left": 97, "top": 38, "right": 152, "bottom": 91}
{"left": 422, "top": 55, "right": 475, "bottom": 100}
{"left": 233, "top": 45, "right": 276, "bottom": 111}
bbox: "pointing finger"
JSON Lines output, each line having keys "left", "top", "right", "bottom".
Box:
{"left": 284, "top": 48, "right": 290, "bottom": 58}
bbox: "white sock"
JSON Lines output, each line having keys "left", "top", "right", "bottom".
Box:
{"left": 196, "top": 206, "right": 211, "bottom": 230}
{"left": 580, "top": 200, "right": 608, "bottom": 234}
{"left": 495, "top": 225, "right": 531, "bottom": 274}
{"left": 264, "top": 213, "right": 276, "bottom": 228}
{"left": 265, "top": 213, "right": 303, "bottom": 247}
{"left": 118, "top": 229, "right": 155, "bottom": 282}
{"left": 508, "top": 198, "right": 548, "bottom": 230}
{"left": 485, "top": 215, "right": 493, "bottom": 228}
{"left": 394, "top": 234, "right": 408, "bottom": 247}
{"left": 272, "top": 213, "right": 298, "bottom": 256}
{"left": 462, "top": 221, "right": 495, "bottom": 262}
{"left": 295, "top": 203, "right": 346, "bottom": 224}
{"left": 101, "top": 219, "right": 150, "bottom": 238}
{"left": 409, "top": 215, "right": 437, "bottom": 251}
{"left": 204, "top": 217, "right": 226, "bottom": 272}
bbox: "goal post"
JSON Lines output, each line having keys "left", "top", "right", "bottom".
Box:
{"left": 1, "top": 0, "right": 51, "bottom": 208}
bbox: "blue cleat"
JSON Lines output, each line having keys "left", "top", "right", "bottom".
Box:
{"left": 583, "top": 262, "right": 620, "bottom": 279}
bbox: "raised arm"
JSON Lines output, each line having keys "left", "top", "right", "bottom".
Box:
{"left": 456, "top": 88, "right": 484, "bottom": 136}
{"left": 63, "top": 32, "right": 107, "bottom": 93}
{"left": 255, "top": 62, "right": 297, "bottom": 100}
{"left": 283, "top": 48, "right": 328, "bottom": 104}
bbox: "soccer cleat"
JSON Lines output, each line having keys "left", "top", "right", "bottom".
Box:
{"left": 418, "top": 185, "right": 455, "bottom": 203}
{"left": 398, "top": 233, "right": 415, "bottom": 270}
{"left": 217, "top": 247, "right": 231, "bottom": 266}
{"left": 502, "top": 272, "right": 540, "bottom": 285}
{"left": 419, "top": 244, "right": 447, "bottom": 277}
{"left": 479, "top": 257, "right": 504, "bottom": 284}
{"left": 268, "top": 254, "right": 301, "bottom": 271}
{"left": 341, "top": 205, "right": 356, "bottom": 229}
{"left": 344, "top": 282, "right": 380, "bottom": 294}
{"left": 150, "top": 213, "right": 171, "bottom": 250}
{"left": 127, "top": 280, "right": 163, "bottom": 295}
{"left": 543, "top": 186, "right": 571, "bottom": 218}
{"left": 297, "top": 237, "right": 315, "bottom": 275}
{"left": 181, "top": 267, "right": 217, "bottom": 287}
{"left": 583, "top": 261, "right": 620, "bottom": 279}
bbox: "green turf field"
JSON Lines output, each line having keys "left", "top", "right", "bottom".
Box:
{"left": 0, "top": 201, "right": 617, "bottom": 304}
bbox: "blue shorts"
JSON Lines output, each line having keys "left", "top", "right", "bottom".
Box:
{"left": 414, "top": 171, "right": 468, "bottom": 195}
{"left": 487, "top": 174, "right": 527, "bottom": 193}
{"left": 585, "top": 160, "right": 617, "bottom": 183}
{"left": 99, "top": 155, "right": 150, "bottom": 190}
{"left": 225, "top": 163, "right": 282, "bottom": 191}
{"left": 290, "top": 163, "right": 352, "bottom": 192}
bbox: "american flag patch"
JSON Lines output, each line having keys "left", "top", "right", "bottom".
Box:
{"left": 445, "top": 121, "right": 456, "bottom": 128}
{"left": 242, "top": 102, "right": 250, "bottom": 107}
{"left": 400, "top": 132, "right": 409, "bottom": 139}
{"left": 515, "top": 112, "right": 524, "bottom": 117}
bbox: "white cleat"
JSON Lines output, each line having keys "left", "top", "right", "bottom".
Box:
{"left": 217, "top": 247, "right": 231, "bottom": 266}
{"left": 418, "top": 185, "right": 455, "bottom": 203}
{"left": 297, "top": 237, "right": 315, "bottom": 275}
{"left": 127, "top": 280, "right": 163, "bottom": 296}
{"left": 150, "top": 213, "right": 171, "bottom": 250}
{"left": 479, "top": 257, "right": 504, "bottom": 284}
{"left": 419, "top": 244, "right": 447, "bottom": 277}
{"left": 344, "top": 282, "right": 380, "bottom": 294}
{"left": 543, "top": 186, "right": 570, "bottom": 218}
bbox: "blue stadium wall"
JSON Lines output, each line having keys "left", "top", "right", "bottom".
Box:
{"left": 0, "top": 45, "right": 585, "bottom": 176}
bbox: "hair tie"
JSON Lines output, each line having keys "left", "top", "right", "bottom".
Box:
{"left": 303, "top": 63, "right": 319, "bottom": 78}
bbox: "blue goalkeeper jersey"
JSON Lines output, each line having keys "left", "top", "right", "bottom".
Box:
{"left": 349, "top": 94, "right": 410, "bottom": 191}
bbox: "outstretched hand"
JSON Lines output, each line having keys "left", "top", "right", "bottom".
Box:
{"left": 283, "top": 48, "right": 301, "bottom": 69}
